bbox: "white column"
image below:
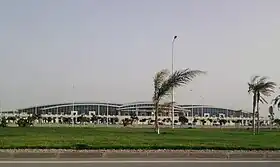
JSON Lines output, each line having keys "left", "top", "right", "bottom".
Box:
{"left": 191, "top": 105, "right": 194, "bottom": 121}
{"left": 98, "top": 105, "right": 100, "bottom": 124}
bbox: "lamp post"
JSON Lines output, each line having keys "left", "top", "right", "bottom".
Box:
{"left": 106, "top": 104, "right": 109, "bottom": 127}
{"left": 200, "top": 96, "right": 204, "bottom": 118}
{"left": 35, "top": 104, "right": 37, "bottom": 115}
{"left": 72, "top": 84, "right": 75, "bottom": 125}
{"left": 0, "top": 100, "right": 2, "bottom": 119}
{"left": 72, "top": 84, "right": 75, "bottom": 112}
{"left": 189, "top": 89, "right": 194, "bottom": 119}
{"left": 171, "top": 35, "right": 177, "bottom": 129}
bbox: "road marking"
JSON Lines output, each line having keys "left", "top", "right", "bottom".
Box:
{"left": 0, "top": 161, "right": 279, "bottom": 164}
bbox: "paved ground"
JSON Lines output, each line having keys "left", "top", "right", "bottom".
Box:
{"left": 1, "top": 150, "right": 280, "bottom": 161}
{"left": 0, "top": 160, "right": 279, "bottom": 167}
{"left": 2, "top": 149, "right": 280, "bottom": 159}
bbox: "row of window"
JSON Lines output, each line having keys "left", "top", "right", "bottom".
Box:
{"left": 17, "top": 104, "right": 250, "bottom": 117}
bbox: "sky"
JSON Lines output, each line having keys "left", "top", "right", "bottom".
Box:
{"left": 1, "top": 0, "right": 280, "bottom": 117}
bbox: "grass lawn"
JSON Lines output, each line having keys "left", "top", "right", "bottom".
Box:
{"left": 0, "top": 127, "right": 279, "bottom": 150}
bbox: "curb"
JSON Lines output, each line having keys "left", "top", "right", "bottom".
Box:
{"left": 0, "top": 150, "right": 280, "bottom": 160}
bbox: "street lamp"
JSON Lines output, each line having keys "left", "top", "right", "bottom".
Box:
{"left": 72, "top": 84, "right": 75, "bottom": 125}
{"left": 106, "top": 104, "right": 109, "bottom": 127}
{"left": 0, "top": 100, "right": 2, "bottom": 119}
{"left": 189, "top": 89, "right": 194, "bottom": 119}
{"left": 200, "top": 96, "right": 204, "bottom": 118}
{"left": 72, "top": 84, "right": 75, "bottom": 112}
{"left": 171, "top": 35, "right": 177, "bottom": 129}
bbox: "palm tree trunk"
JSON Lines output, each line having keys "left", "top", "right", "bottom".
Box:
{"left": 256, "top": 103, "right": 260, "bottom": 134}
{"left": 154, "top": 102, "right": 160, "bottom": 134}
{"left": 256, "top": 92, "right": 260, "bottom": 134}
{"left": 270, "top": 116, "right": 273, "bottom": 130}
{"left": 252, "top": 94, "right": 256, "bottom": 135}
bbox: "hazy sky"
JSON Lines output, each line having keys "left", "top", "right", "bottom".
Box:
{"left": 1, "top": 0, "right": 280, "bottom": 117}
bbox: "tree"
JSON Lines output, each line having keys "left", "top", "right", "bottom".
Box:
{"left": 47, "top": 117, "right": 52, "bottom": 123}
{"left": 153, "top": 68, "right": 206, "bottom": 134}
{"left": 193, "top": 118, "right": 198, "bottom": 125}
{"left": 77, "top": 115, "right": 89, "bottom": 125}
{"left": 200, "top": 119, "right": 206, "bottom": 126}
{"left": 129, "top": 112, "right": 139, "bottom": 125}
{"left": 62, "top": 117, "right": 72, "bottom": 124}
{"left": 90, "top": 115, "right": 98, "bottom": 124}
{"left": 268, "top": 106, "right": 274, "bottom": 130}
{"left": 7, "top": 116, "right": 16, "bottom": 124}
{"left": 179, "top": 116, "right": 188, "bottom": 125}
{"left": 31, "top": 113, "right": 42, "bottom": 124}
{"left": 271, "top": 94, "right": 280, "bottom": 110}
{"left": 16, "top": 118, "right": 33, "bottom": 127}
{"left": 122, "top": 118, "right": 133, "bottom": 127}
{"left": 0, "top": 117, "right": 8, "bottom": 127}
{"left": 218, "top": 119, "right": 227, "bottom": 129}
{"left": 248, "top": 75, "right": 276, "bottom": 134}
{"left": 207, "top": 118, "right": 213, "bottom": 125}
{"left": 112, "top": 117, "right": 119, "bottom": 124}
{"left": 236, "top": 120, "right": 242, "bottom": 124}
{"left": 274, "top": 119, "right": 280, "bottom": 128}
{"left": 140, "top": 118, "right": 147, "bottom": 124}
{"left": 27, "top": 116, "right": 35, "bottom": 125}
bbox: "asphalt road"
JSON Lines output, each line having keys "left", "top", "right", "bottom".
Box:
{"left": 0, "top": 161, "right": 279, "bottom": 167}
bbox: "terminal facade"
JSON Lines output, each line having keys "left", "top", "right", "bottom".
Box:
{"left": 0, "top": 101, "right": 267, "bottom": 126}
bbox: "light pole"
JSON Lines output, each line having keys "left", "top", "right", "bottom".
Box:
{"left": 171, "top": 35, "right": 177, "bottom": 129}
{"left": 72, "top": 84, "right": 75, "bottom": 112}
{"left": 72, "top": 84, "right": 75, "bottom": 125}
{"left": 226, "top": 108, "right": 229, "bottom": 119}
{"left": 200, "top": 96, "right": 204, "bottom": 118}
{"left": 0, "top": 100, "right": 2, "bottom": 119}
{"left": 106, "top": 104, "right": 109, "bottom": 127}
{"left": 189, "top": 89, "right": 194, "bottom": 120}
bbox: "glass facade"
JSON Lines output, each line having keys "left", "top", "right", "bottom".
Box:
{"left": 18, "top": 103, "right": 121, "bottom": 116}
{"left": 180, "top": 105, "right": 253, "bottom": 118}
{"left": 15, "top": 102, "right": 252, "bottom": 119}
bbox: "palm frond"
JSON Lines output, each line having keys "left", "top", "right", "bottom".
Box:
{"left": 248, "top": 75, "right": 260, "bottom": 93}
{"left": 157, "top": 69, "right": 206, "bottom": 101}
{"left": 259, "top": 95, "right": 268, "bottom": 104}
{"left": 251, "top": 75, "right": 260, "bottom": 83}
{"left": 271, "top": 95, "right": 280, "bottom": 106}
{"left": 256, "top": 76, "right": 268, "bottom": 85}
{"left": 248, "top": 83, "right": 255, "bottom": 94}
{"left": 153, "top": 69, "right": 170, "bottom": 103}
{"left": 248, "top": 75, "right": 276, "bottom": 97}
{"left": 256, "top": 81, "right": 277, "bottom": 96}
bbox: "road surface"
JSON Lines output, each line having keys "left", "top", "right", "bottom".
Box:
{"left": 0, "top": 160, "right": 279, "bottom": 167}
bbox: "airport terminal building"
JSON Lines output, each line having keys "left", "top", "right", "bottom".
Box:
{"left": 0, "top": 101, "right": 262, "bottom": 126}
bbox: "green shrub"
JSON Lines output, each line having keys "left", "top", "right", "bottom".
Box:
{"left": 16, "top": 118, "right": 33, "bottom": 127}
{"left": 0, "top": 117, "right": 8, "bottom": 127}
{"left": 179, "top": 116, "right": 188, "bottom": 125}
{"left": 122, "top": 118, "right": 132, "bottom": 127}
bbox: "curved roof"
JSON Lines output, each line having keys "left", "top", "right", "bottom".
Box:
{"left": 16, "top": 101, "right": 248, "bottom": 114}
{"left": 18, "top": 102, "right": 121, "bottom": 111}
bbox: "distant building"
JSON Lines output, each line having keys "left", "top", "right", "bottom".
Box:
{"left": 0, "top": 101, "right": 268, "bottom": 126}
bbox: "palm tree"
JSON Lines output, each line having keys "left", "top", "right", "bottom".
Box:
{"left": 248, "top": 75, "right": 276, "bottom": 134}
{"left": 271, "top": 94, "right": 280, "bottom": 110}
{"left": 268, "top": 105, "right": 274, "bottom": 130}
{"left": 153, "top": 68, "right": 206, "bottom": 134}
